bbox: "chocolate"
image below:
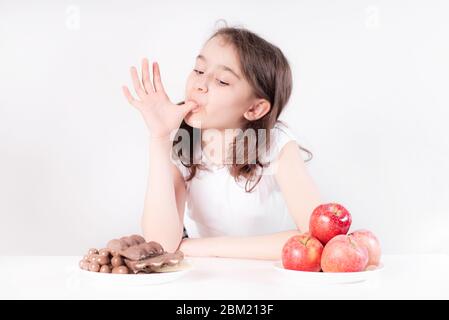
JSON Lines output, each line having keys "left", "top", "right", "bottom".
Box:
{"left": 107, "top": 235, "right": 162, "bottom": 261}
{"left": 98, "top": 248, "right": 110, "bottom": 257}
{"left": 107, "top": 235, "right": 145, "bottom": 252}
{"left": 89, "top": 254, "right": 100, "bottom": 264}
{"left": 111, "top": 255, "right": 124, "bottom": 267}
{"left": 100, "top": 265, "right": 111, "bottom": 273}
{"left": 89, "top": 262, "right": 100, "bottom": 272}
{"left": 120, "top": 241, "right": 164, "bottom": 261}
{"left": 112, "top": 266, "right": 129, "bottom": 274}
{"left": 87, "top": 248, "right": 98, "bottom": 255}
{"left": 79, "top": 260, "right": 90, "bottom": 270}
{"left": 80, "top": 234, "right": 184, "bottom": 275}
{"left": 124, "top": 251, "right": 184, "bottom": 274}
{"left": 97, "top": 255, "right": 110, "bottom": 266}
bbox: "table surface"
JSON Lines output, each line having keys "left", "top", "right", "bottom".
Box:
{"left": 1, "top": 254, "right": 448, "bottom": 299}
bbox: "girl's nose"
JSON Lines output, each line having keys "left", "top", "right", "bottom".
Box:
{"left": 195, "top": 79, "right": 208, "bottom": 93}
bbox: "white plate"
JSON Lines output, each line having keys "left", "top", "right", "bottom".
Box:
{"left": 274, "top": 261, "right": 384, "bottom": 285}
{"left": 78, "top": 259, "right": 193, "bottom": 286}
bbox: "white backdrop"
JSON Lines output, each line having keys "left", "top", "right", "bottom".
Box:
{"left": 1, "top": 0, "right": 448, "bottom": 255}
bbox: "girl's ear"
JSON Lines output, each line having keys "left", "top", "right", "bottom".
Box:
{"left": 243, "top": 99, "right": 271, "bottom": 121}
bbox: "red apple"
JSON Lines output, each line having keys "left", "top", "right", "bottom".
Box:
{"left": 309, "top": 203, "right": 352, "bottom": 245}
{"left": 282, "top": 233, "right": 324, "bottom": 272}
{"left": 349, "top": 229, "right": 381, "bottom": 267}
{"left": 321, "top": 235, "right": 368, "bottom": 272}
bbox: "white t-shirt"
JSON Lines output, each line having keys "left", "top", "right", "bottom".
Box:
{"left": 174, "top": 121, "right": 304, "bottom": 238}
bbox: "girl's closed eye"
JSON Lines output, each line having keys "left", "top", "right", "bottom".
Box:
{"left": 216, "top": 79, "right": 229, "bottom": 86}
{"left": 193, "top": 69, "right": 229, "bottom": 86}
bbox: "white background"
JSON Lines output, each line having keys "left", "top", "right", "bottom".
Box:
{"left": 1, "top": 0, "right": 448, "bottom": 255}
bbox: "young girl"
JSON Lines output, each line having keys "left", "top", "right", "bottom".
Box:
{"left": 122, "top": 27, "right": 322, "bottom": 260}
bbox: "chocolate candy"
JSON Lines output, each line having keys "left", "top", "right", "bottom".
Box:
{"left": 80, "top": 234, "right": 184, "bottom": 275}
{"left": 107, "top": 235, "right": 163, "bottom": 261}
{"left": 87, "top": 248, "right": 98, "bottom": 255}
{"left": 120, "top": 241, "right": 164, "bottom": 261}
{"left": 98, "top": 248, "right": 110, "bottom": 257}
{"left": 125, "top": 251, "right": 184, "bottom": 274}
{"left": 111, "top": 255, "right": 124, "bottom": 267}
{"left": 99, "top": 265, "right": 111, "bottom": 273}
{"left": 87, "top": 254, "right": 99, "bottom": 263}
{"left": 89, "top": 262, "right": 100, "bottom": 272}
{"left": 106, "top": 235, "right": 145, "bottom": 252}
{"left": 79, "top": 260, "right": 90, "bottom": 270}
{"left": 97, "top": 255, "right": 110, "bottom": 266}
{"left": 112, "top": 266, "right": 129, "bottom": 274}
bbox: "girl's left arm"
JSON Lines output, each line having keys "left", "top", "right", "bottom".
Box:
{"left": 179, "top": 141, "right": 323, "bottom": 260}
{"left": 179, "top": 229, "right": 302, "bottom": 260}
{"left": 273, "top": 140, "right": 323, "bottom": 233}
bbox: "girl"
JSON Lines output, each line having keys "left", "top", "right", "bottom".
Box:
{"left": 122, "top": 27, "right": 322, "bottom": 260}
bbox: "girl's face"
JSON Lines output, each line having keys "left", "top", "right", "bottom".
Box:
{"left": 184, "top": 36, "right": 257, "bottom": 130}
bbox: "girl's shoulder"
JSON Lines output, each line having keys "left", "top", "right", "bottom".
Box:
{"left": 272, "top": 120, "right": 298, "bottom": 144}
{"left": 262, "top": 120, "right": 301, "bottom": 163}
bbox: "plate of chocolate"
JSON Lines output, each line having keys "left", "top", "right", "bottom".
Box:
{"left": 78, "top": 234, "right": 192, "bottom": 285}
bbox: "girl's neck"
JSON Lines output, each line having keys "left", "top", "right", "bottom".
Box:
{"left": 200, "top": 128, "right": 240, "bottom": 166}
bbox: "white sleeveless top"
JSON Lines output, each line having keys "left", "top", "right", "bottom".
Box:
{"left": 174, "top": 121, "right": 303, "bottom": 238}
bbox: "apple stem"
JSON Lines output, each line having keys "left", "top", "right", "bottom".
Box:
{"left": 332, "top": 207, "right": 342, "bottom": 216}
{"left": 348, "top": 236, "right": 357, "bottom": 249}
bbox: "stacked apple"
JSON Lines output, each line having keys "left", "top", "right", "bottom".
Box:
{"left": 281, "top": 203, "right": 381, "bottom": 272}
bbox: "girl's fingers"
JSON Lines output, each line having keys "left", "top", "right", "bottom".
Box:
{"left": 130, "top": 66, "right": 146, "bottom": 99}
{"left": 152, "top": 62, "right": 167, "bottom": 94}
{"left": 141, "top": 58, "right": 155, "bottom": 94}
{"left": 180, "top": 100, "right": 200, "bottom": 115}
{"left": 122, "top": 85, "right": 141, "bottom": 109}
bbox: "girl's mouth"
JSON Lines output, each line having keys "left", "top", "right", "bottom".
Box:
{"left": 187, "top": 98, "right": 204, "bottom": 113}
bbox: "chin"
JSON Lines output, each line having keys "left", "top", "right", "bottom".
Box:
{"left": 184, "top": 113, "right": 205, "bottom": 129}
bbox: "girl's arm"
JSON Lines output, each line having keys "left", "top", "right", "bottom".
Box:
{"left": 179, "top": 140, "right": 322, "bottom": 260}
{"left": 141, "top": 137, "right": 186, "bottom": 253}
{"left": 122, "top": 58, "right": 197, "bottom": 252}
{"left": 179, "top": 230, "right": 301, "bottom": 260}
{"left": 274, "top": 140, "right": 322, "bottom": 233}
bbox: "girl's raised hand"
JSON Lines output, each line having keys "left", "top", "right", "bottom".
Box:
{"left": 122, "top": 58, "right": 199, "bottom": 139}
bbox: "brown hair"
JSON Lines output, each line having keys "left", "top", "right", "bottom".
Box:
{"left": 172, "top": 26, "right": 313, "bottom": 192}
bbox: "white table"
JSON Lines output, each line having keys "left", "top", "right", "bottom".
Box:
{"left": 0, "top": 254, "right": 448, "bottom": 299}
